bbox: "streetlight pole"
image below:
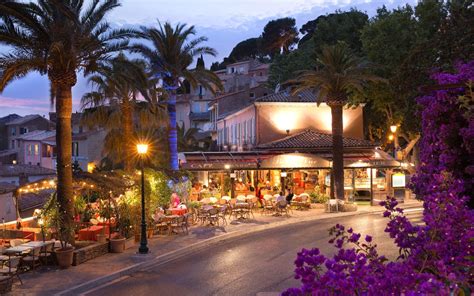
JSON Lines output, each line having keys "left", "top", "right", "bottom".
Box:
{"left": 137, "top": 143, "right": 149, "bottom": 254}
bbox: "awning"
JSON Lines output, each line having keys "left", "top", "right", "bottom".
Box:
{"left": 181, "top": 149, "right": 400, "bottom": 171}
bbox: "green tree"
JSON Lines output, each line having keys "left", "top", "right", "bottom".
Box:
{"left": 269, "top": 10, "right": 368, "bottom": 88}
{"left": 81, "top": 55, "right": 163, "bottom": 171}
{"left": 0, "top": 0, "right": 132, "bottom": 242}
{"left": 133, "top": 22, "right": 223, "bottom": 170}
{"left": 299, "top": 9, "right": 368, "bottom": 53}
{"left": 290, "top": 43, "right": 382, "bottom": 201}
{"left": 261, "top": 17, "right": 299, "bottom": 58}
{"left": 228, "top": 37, "right": 263, "bottom": 61}
{"left": 177, "top": 123, "right": 199, "bottom": 152}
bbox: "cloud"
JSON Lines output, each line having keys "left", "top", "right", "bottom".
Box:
{"left": 111, "top": 0, "right": 376, "bottom": 29}
{"left": 0, "top": 95, "right": 81, "bottom": 117}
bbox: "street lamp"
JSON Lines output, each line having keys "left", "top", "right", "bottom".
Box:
{"left": 136, "top": 143, "right": 149, "bottom": 254}
{"left": 390, "top": 125, "right": 397, "bottom": 133}
{"left": 390, "top": 125, "right": 399, "bottom": 159}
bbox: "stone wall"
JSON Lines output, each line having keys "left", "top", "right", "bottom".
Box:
{"left": 72, "top": 242, "right": 108, "bottom": 266}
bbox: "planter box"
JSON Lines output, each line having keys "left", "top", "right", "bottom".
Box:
{"left": 72, "top": 242, "right": 108, "bottom": 266}
{"left": 340, "top": 203, "right": 358, "bottom": 212}
{"left": 124, "top": 237, "right": 135, "bottom": 250}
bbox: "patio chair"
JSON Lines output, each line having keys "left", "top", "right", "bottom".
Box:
{"left": 261, "top": 199, "right": 275, "bottom": 215}
{"left": 229, "top": 200, "right": 242, "bottom": 219}
{"left": 218, "top": 205, "right": 227, "bottom": 225}
{"left": 181, "top": 214, "right": 190, "bottom": 235}
{"left": 276, "top": 200, "right": 289, "bottom": 216}
{"left": 168, "top": 216, "right": 184, "bottom": 236}
{"left": 0, "top": 275, "right": 13, "bottom": 294}
{"left": 154, "top": 218, "right": 169, "bottom": 235}
{"left": 207, "top": 208, "right": 220, "bottom": 226}
{"left": 239, "top": 203, "right": 251, "bottom": 219}
{"left": 9, "top": 239, "right": 23, "bottom": 247}
{"left": 39, "top": 242, "right": 54, "bottom": 265}
{"left": 0, "top": 256, "right": 22, "bottom": 284}
{"left": 197, "top": 208, "right": 209, "bottom": 225}
{"left": 22, "top": 246, "right": 42, "bottom": 271}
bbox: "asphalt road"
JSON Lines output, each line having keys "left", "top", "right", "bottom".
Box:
{"left": 87, "top": 211, "right": 418, "bottom": 296}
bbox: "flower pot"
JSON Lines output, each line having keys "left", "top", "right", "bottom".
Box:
{"left": 96, "top": 234, "right": 106, "bottom": 244}
{"left": 147, "top": 228, "right": 154, "bottom": 239}
{"left": 124, "top": 237, "right": 135, "bottom": 249}
{"left": 109, "top": 238, "right": 126, "bottom": 253}
{"left": 55, "top": 247, "right": 75, "bottom": 269}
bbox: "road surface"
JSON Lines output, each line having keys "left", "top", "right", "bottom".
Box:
{"left": 87, "top": 210, "right": 422, "bottom": 296}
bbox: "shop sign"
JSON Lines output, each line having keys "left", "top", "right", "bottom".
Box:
{"left": 181, "top": 162, "right": 257, "bottom": 170}
{"left": 261, "top": 153, "right": 330, "bottom": 169}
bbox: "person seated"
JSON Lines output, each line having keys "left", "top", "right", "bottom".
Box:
{"left": 286, "top": 188, "right": 294, "bottom": 203}
{"left": 276, "top": 192, "right": 286, "bottom": 203}
{"left": 152, "top": 207, "right": 165, "bottom": 222}
{"left": 170, "top": 192, "right": 181, "bottom": 208}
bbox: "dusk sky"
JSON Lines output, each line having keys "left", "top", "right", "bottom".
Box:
{"left": 0, "top": 0, "right": 415, "bottom": 117}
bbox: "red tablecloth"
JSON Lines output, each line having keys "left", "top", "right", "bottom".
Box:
{"left": 78, "top": 225, "right": 109, "bottom": 241}
{"left": 170, "top": 208, "right": 187, "bottom": 216}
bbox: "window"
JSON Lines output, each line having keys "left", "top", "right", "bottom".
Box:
{"left": 237, "top": 123, "right": 241, "bottom": 145}
{"left": 259, "top": 72, "right": 263, "bottom": 76}
{"left": 11, "top": 140, "right": 15, "bottom": 149}
{"left": 11, "top": 127, "right": 15, "bottom": 136}
{"left": 249, "top": 92, "right": 255, "bottom": 98}
{"left": 72, "top": 142, "right": 79, "bottom": 157}
{"left": 34, "top": 144, "right": 39, "bottom": 156}
{"left": 27, "top": 144, "right": 32, "bottom": 155}
{"left": 263, "top": 93, "right": 268, "bottom": 96}
{"left": 243, "top": 121, "right": 247, "bottom": 143}
{"left": 20, "top": 127, "right": 28, "bottom": 134}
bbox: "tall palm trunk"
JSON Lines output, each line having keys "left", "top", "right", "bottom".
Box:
{"left": 121, "top": 99, "right": 133, "bottom": 172}
{"left": 55, "top": 84, "right": 75, "bottom": 244}
{"left": 330, "top": 102, "right": 345, "bottom": 200}
{"left": 168, "top": 91, "right": 179, "bottom": 170}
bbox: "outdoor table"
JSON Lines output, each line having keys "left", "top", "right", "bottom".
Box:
{"left": 170, "top": 208, "right": 187, "bottom": 216}
{"left": 78, "top": 225, "right": 108, "bottom": 241}
{"left": 4, "top": 245, "right": 32, "bottom": 256}
{"left": 23, "top": 241, "right": 53, "bottom": 248}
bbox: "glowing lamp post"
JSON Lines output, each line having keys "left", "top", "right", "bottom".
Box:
{"left": 390, "top": 124, "right": 399, "bottom": 159}
{"left": 136, "top": 143, "right": 149, "bottom": 254}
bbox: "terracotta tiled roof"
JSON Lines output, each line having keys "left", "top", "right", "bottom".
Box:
{"left": 5, "top": 114, "right": 43, "bottom": 125}
{"left": 257, "top": 128, "right": 376, "bottom": 150}
{"left": 255, "top": 89, "right": 320, "bottom": 103}
{"left": 17, "top": 130, "right": 55, "bottom": 141}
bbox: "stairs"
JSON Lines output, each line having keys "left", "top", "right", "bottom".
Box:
{"left": 403, "top": 208, "right": 424, "bottom": 226}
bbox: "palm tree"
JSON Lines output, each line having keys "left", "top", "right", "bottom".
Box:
{"left": 133, "top": 22, "right": 223, "bottom": 170}
{"left": 291, "top": 43, "right": 383, "bottom": 201}
{"left": 81, "top": 54, "right": 162, "bottom": 171}
{"left": 0, "top": 0, "right": 133, "bottom": 240}
{"left": 177, "top": 122, "right": 200, "bottom": 152}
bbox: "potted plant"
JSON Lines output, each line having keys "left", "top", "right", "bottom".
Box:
{"left": 43, "top": 193, "right": 75, "bottom": 268}
{"left": 109, "top": 201, "right": 132, "bottom": 253}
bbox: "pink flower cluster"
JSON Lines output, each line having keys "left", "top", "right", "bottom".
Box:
{"left": 284, "top": 62, "right": 474, "bottom": 295}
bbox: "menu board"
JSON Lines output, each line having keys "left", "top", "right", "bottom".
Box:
{"left": 392, "top": 173, "right": 406, "bottom": 188}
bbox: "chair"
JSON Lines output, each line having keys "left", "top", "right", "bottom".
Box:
{"left": 262, "top": 199, "right": 275, "bottom": 215}
{"left": 218, "top": 205, "right": 227, "bottom": 225}
{"left": 263, "top": 194, "right": 273, "bottom": 201}
{"left": 154, "top": 218, "right": 169, "bottom": 235}
{"left": 229, "top": 200, "right": 241, "bottom": 219}
{"left": 207, "top": 208, "right": 219, "bottom": 226}
{"left": 197, "top": 208, "right": 209, "bottom": 225}
{"left": 276, "top": 200, "right": 289, "bottom": 216}
{"left": 22, "top": 246, "right": 42, "bottom": 271}
{"left": 181, "top": 214, "right": 190, "bottom": 234}
{"left": 0, "top": 256, "right": 22, "bottom": 284}
{"left": 236, "top": 195, "right": 246, "bottom": 202}
{"left": 168, "top": 216, "right": 184, "bottom": 235}
{"left": 9, "top": 239, "right": 23, "bottom": 247}
{"left": 39, "top": 242, "right": 54, "bottom": 265}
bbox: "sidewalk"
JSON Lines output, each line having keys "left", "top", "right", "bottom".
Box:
{"left": 9, "top": 200, "right": 422, "bottom": 296}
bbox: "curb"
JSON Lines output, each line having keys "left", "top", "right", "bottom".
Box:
{"left": 56, "top": 205, "right": 423, "bottom": 295}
